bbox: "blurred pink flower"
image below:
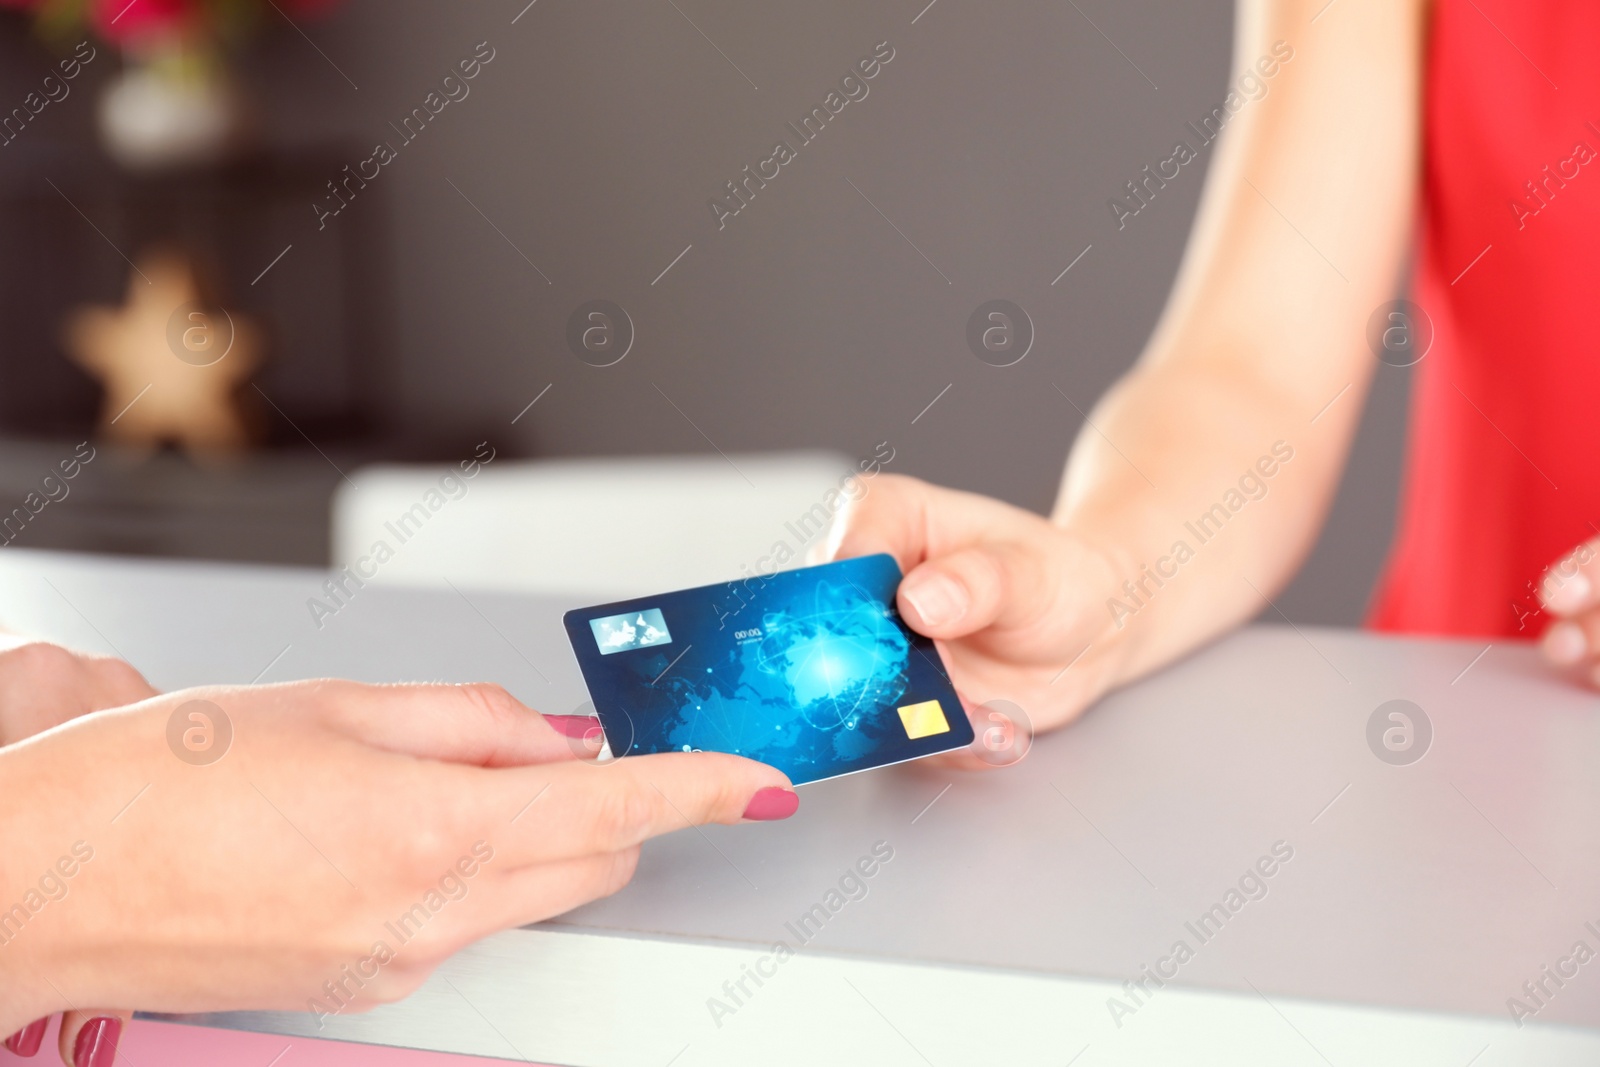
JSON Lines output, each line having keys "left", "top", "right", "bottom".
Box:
{"left": 92, "top": 0, "right": 197, "bottom": 44}
{"left": 4, "top": 0, "right": 345, "bottom": 44}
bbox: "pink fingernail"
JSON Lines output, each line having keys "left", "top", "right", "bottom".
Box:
{"left": 544, "top": 714, "right": 602, "bottom": 739}
{"left": 4, "top": 1018, "right": 47, "bottom": 1056}
{"left": 73, "top": 1016, "right": 120, "bottom": 1067}
{"left": 742, "top": 787, "right": 799, "bottom": 821}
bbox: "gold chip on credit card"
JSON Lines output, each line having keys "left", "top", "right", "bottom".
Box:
{"left": 897, "top": 699, "right": 950, "bottom": 740}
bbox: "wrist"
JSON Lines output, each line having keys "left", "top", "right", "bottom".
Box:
{"left": 1050, "top": 521, "right": 1145, "bottom": 689}
{"left": 0, "top": 746, "right": 82, "bottom": 1033}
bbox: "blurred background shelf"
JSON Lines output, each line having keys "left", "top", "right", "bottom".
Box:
{"left": 0, "top": 437, "right": 367, "bottom": 565}
{"left": 0, "top": 146, "right": 391, "bottom": 445}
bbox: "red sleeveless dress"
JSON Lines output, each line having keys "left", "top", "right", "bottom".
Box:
{"left": 1368, "top": 0, "right": 1600, "bottom": 637}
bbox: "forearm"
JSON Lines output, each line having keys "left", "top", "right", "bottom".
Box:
{"left": 1056, "top": 357, "right": 1367, "bottom": 681}
{"left": 1052, "top": 0, "right": 1428, "bottom": 682}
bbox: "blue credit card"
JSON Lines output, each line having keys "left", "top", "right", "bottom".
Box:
{"left": 563, "top": 554, "right": 975, "bottom": 785}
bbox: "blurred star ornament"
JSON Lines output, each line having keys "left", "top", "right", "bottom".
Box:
{"left": 64, "top": 249, "right": 261, "bottom": 456}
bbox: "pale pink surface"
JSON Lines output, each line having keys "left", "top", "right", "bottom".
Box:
{"left": 2, "top": 1016, "right": 542, "bottom": 1066}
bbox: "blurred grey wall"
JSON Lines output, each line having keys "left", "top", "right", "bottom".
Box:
{"left": 1, "top": 0, "right": 1411, "bottom": 625}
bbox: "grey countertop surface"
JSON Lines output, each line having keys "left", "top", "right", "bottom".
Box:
{"left": 2, "top": 547, "right": 1596, "bottom": 1045}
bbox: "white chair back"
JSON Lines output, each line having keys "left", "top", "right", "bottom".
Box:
{"left": 330, "top": 451, "right": 858, "bottom": 599}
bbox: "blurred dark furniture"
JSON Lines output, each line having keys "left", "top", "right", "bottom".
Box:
{"left": 0, "top": 146, "right": 457, "bottom": 565}
{"left": 0, "top": 437, "right": 346, "bottom": 564}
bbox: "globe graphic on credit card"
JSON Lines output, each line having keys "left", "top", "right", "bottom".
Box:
{"left": 656, "top": 579, "right": 913, "bottom": 772}
{"left": 753, "top": 590, "right": 911, "bottom": 732}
